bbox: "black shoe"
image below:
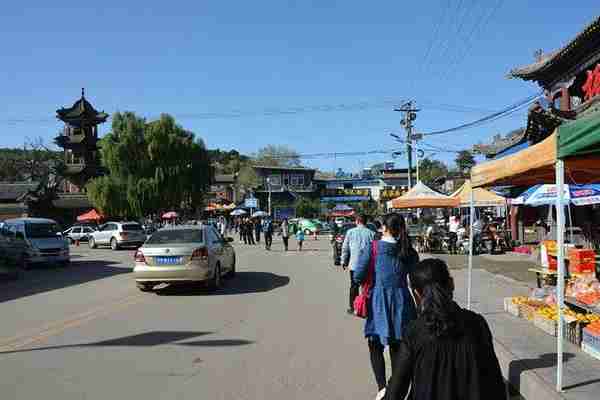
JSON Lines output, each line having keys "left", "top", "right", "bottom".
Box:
{"left": 346, "top": 308, "right": 354, "bottom": 315}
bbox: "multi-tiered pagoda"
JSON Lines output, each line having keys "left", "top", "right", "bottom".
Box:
{"left": 54, "top": 89, "right": 108, "bottom": 192}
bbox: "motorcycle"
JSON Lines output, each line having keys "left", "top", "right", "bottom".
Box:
{"left": 441, "top": 231, "right": 458, "bottom": 254}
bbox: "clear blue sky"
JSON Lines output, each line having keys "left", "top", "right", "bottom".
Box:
{"left": 1, "top": 1, "right": 598, "bottom": 172}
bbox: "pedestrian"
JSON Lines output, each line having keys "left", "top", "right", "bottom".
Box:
{"left": 341, "top": 214, "right": 375, "bottom": 315}
{"left": 295, "top": 228, "right": 305, "bottom": 251}
{"left": 242, "top": 218, "right": 249, "bottom": 245}
{"left": 281, "top": 218, "right": 290, "bottom": 251}
{"left": 254, "top": 218, "right": 262, "bottom": 243}
{"left": 263, "top": 218, "right": 274, "bottom": 250}
{"left": 383, "top": 258, "right": 505, "bottom": 400}
{"left": 247, "top": 219, "right": 256, "bottom": 245}
{"left": 353, "top": 213, "right": 418, "bottom": 400}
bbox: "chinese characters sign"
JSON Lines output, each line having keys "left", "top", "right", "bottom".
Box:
{"left": 582, "top": 64, "right": 600, "bottom": 101}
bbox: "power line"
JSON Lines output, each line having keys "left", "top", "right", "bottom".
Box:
{"left": 422, "top": 92, "right": 541, "bottom": 136}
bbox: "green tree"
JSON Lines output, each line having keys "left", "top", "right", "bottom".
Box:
{"left": 254, "top": 145, "right": 301, "bottom": 167}
{"left": 455, "top": 150, "right": 475, "bottom": 174}
{"left": 355, "top": 200, "right": 379, "bottom": 218}
{"left": 295, "top": 197, "right": 320, "bottom": 218}
{"left": 418, "top": 158, "right": 448, "bottom": 186}
{"left": 87, "top": 112, "right": 211, "bottom": 218}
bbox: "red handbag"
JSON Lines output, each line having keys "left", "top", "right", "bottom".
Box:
{"left": 353, "top": 241, "right": 378, "bottom": 318}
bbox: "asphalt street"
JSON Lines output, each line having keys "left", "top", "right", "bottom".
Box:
{"left": 0, "top": 238, "right": 378, "bottom": 400}
{"left": 0, "top": 237, "right": 532, "bottom": 399}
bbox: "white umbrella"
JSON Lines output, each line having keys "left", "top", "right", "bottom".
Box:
{"left": 231, "top": 209, "right": 247, "bottom": 216}
{"left": 252, "top": 211, "right": 269, "bottom": 218}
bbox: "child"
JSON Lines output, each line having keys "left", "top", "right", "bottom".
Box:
{"left": 295, "top": 229, "right": 305, "bottom": 251}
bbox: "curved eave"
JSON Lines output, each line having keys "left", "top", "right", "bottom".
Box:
{"left": 508, "top": 15, "right": 600, "bottom": 84}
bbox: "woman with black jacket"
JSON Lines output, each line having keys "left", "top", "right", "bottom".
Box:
{"left": 383, "top": 258, "right": 505, "bottom": 400}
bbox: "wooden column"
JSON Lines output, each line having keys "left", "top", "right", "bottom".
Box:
{"left": 560, "top": 87, "right": 571, "bottom": 111}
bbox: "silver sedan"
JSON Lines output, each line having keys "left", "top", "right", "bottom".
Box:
{"left": 133, "top": 224, "right": 236, "bottom": 292}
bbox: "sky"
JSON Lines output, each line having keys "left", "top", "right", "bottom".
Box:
{"left": 1, "top": 1, "right": 598, "bottom": 172}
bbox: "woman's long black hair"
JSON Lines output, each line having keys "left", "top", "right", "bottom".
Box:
{"left": 382, "top": 213, "right": 413, "bottom": 261}
{"left": 409, "top": 258, "right": 458, "bottom": 337}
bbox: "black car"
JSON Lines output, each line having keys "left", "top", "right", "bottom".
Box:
{"left": 332, "top": 223, "right": 356, "bottom": 266}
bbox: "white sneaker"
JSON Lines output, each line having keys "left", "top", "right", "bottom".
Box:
{"left": 375, "top": 388, "right": 386, "bottom": 400}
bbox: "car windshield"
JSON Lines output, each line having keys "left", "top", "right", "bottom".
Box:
{"left": 146, "top": 229, "right": 203, "bottom": 244}
{"left": 25, "top": 223, "right": 61, "bottom": 239}
{"left": 122, "top": 224, "right": 143, "bottom": 231}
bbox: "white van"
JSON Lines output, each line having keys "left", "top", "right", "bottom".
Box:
{"left": 1, "top": 218, "right": 70, "bottom": 267}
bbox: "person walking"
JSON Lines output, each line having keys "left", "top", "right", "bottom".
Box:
{"left": 241, "top": 218, "right": 249, "bottom": 244}
{"left": 254, "top": 218, "right": 262, "bottom": 244}
{"left": 247, "top": 219, "right": 256, "bottom": 245}
{"left": 263, "top": 218, "right": 274, "bottom": 250}
{"left": 341, "top": 214, "right": 375, "bottom": 315}
{"left": 295, "top": 228, "right": 305, "bottom": 251}
{"left": 281, "top": 218, "right": 290, "bottom": 251}
{"left": 353, "top": 213, "right": 418, "bottom": 400}
{"left": 383, "top": 258, "right": 505, "bottom": 400}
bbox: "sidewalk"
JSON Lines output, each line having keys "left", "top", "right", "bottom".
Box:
{"left": 451, "top": 266, "right": 600, "bottom": 400}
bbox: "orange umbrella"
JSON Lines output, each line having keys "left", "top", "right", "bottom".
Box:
{"left": 77, "top": 209, "right": 104, "bottom": 222}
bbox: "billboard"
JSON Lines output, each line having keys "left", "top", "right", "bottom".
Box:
{"left": 244, "top": 198, "right": 258, "bottom": 208}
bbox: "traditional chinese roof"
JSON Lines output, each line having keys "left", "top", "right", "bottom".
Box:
{"left": 473, "top": 128, "right": 527, "bottom": 158}
{"left": 509, "top": 15, "right": 600, "bottom": 87}
{"left": 56, "top": 89, "right": 109, "bottom": 126}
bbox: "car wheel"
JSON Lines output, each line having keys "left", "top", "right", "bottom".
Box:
{"left": 226, "top": 256, "right": 236, "bottom": 278}
{"left": 110, "top": 238, "right": 119, "bottom": 251}
{"left": 89, "top": 237, "right": 97, "bottom": 249}
{"left": 210, "top": 263, "right": 222, "bottom": 290}
{"left": 136, "top": 282, "right": 154, "bottom": 292}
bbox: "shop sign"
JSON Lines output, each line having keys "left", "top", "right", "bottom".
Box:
{"left": 244, "top": 198, "right": 258, "bottom": 208}
{"left": 274, "top": 207, "right": 295, "bottom": 220}
{"left": 583, "top": 64, "right": 600, "bottom": 101}
{"left": 322, "top": 188, "right": 370, "bottom": 197}
{"left": 379, "top": 188, "right": 407, "bottom": 200}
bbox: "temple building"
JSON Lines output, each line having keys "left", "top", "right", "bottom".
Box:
{"left": 477, "top": 16, "right": 600, "bottom": 161}
{"left": 54, "top": 89, "right": 108, "bottom": 192}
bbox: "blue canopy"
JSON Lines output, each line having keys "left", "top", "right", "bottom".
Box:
{"left": 511, "top": 184, "right": 600, "bottom": 206}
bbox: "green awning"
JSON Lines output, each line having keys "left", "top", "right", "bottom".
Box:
{"left": 558, "top": 112, "right": 600, "bottom": 159}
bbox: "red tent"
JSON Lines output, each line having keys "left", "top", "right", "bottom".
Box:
{"left": 77, "top": 209, "right": 104, "bottom": 222}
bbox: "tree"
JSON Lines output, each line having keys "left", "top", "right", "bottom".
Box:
{"left": 254, "top": 145, "right": 301, "bottom": 167}
{"left": 418, "top": 158, "right": 448, "bottom": 186}
{"left": 355, "top": 199, "right": 379, "bottom": 218}
{"left": 87, "top": 112, "right": 211, "bottom": 218}
{"left": 295, "top": 197, "right": 321, "bottom": 218}
{"left": 455, "top": 150, "right": 475, "bottom": 174}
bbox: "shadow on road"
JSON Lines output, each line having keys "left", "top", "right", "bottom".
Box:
{"left": 155, "top": 271, "right": 290, "bottom": 296}
{"left": 0, "top": 331, "right": 254, "bottom": 355}
{"left": 508, "top": 352, "right": 575, "bottom": 393}
{"left": 0, "top": 259, "right": 131, "bottom": 304}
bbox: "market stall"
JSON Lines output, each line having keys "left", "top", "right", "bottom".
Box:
{"left": 471, "top": 113, "right": 600, "bottom": 390}
{"left": 387, "top": 181, "right": 459, "bottom": 209}
{"left": 451, "top": 179, "right": 507, "bottom": 208}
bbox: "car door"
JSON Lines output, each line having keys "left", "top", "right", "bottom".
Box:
{"left": 83, "top": 227, "right": 94, "bottom": 240}
{"left": 72, "top": 227, "right": 82, "bottom": 241}
{"left": 207, "top": 227, "right": 225, "bottom": 273}
{"left": 98, "top": 224, "right": 112, "bottom": 244}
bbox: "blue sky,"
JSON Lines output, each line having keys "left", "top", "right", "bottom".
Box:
{"left": 1, "top": 1, "right": 598, "bottom": 172}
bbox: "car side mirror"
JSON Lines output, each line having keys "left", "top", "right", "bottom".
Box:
{"left": 225, "top": 237, "right": 234, "bottom": 243}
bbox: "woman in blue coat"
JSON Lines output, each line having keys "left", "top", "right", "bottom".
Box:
{"left": 353, "top": 213, "right": 418, "bottom": 399}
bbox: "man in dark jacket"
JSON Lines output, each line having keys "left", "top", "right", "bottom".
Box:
{"left": 254, "top": 218, "right": 262, "bottom": 243}
{"left": 263, "top": 218, "right": 274, "bottom": 250}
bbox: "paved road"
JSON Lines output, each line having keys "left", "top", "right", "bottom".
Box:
{"left": 0, "top": 238, "right": 380, "bottom": 400}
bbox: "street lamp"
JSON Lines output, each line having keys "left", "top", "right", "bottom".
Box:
{"left": 266, "top": 177, "right": 272, "bottom": 216}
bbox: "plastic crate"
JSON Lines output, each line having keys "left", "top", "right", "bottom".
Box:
{"left": 503, "top": 298, "right": 520, "bottom": 317}
{"left": 519, "top": 302, "right": 544, "bottom": 321}
{"left": 582, "top": 342, "right": 600, "bottom": 361}
{"left": 534, "top": 314, "right": 557, "bottom": 336}
{"left": 582, "top": 327, "right": 600, "bottom": 350}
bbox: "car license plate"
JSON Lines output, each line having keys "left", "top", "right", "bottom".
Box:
{"left": 155, "top": 256, "right": 183, "bottom": 265}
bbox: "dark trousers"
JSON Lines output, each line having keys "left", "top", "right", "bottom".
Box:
{"left": 368, "top": 337, "right": 401, "bottom": 391}
{"left": 264, "top": 233, "right": 273, "bottom": 249}
{"left": 349, "top": 270, "right": 360, "bottom": 309}
{"left": 242, "top": 231, "right": 248, "bottom": 244}
{"left": 255, "top": 230, "right": 261, "bottom": 243}
{"left": 282, "top": 236, "right": 289, "bottom": 251}
{"left": 248, "top": 231, "right": 255, "bottom": 245}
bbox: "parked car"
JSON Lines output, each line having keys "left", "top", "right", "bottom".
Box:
{"left": 0, "top": 218, "right": 70, "bottom": 268}
{"left": 332, "top": 223, "right": 356, "bottom": 266}
{"left": 88, "top": 221, "right": 146, "bottom": 250}
{"left": 63, "top": 225, "right": 96, "bottom": 243}
{"left": 297, "top": 218, "right": 321, "bottom": 235}
{"left": 133, "top": 224, "right": 236, "bottom": 292}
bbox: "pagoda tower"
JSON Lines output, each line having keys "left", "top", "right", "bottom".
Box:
{"left": 54, "top": 89, "right": 108, "bottom": 192}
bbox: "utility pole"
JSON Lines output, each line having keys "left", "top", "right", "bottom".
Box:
{"left": 394, "top": 101, "right": 420, "bottom": 189}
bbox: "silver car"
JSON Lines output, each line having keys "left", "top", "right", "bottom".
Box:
{"left": 133, "top": 224, "right": 236, "bottom": 292}
{"left": 89, "top": 221, "right": 146, "bottom": 250}
{"left": 63, "top": 225, "right": 96, "bottom": 244}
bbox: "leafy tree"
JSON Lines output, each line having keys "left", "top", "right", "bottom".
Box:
{"left": 87, "top": 112, "right": 211, "bottom": 218}
{"left": 355, "top": 200, "right": 379, "bottom": 218}
{"left": 254, "top": 145, "right": 301, "bottom": 167}
{"left": 455, "top": 150, "right": 475, "bottom": 174}
{"left": 418, "top": 158, "right": 448, "bottom": 186}
{"left": 295, "top": 197, "right": 320, "bottom": 218}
